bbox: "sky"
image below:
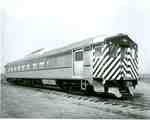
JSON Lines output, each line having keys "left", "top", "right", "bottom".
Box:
{"left": 0, "top": 0, "right": 150, "bottom": 74}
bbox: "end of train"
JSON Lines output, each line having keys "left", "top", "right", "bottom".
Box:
{"left": 92, "top": 33, "right": 139, "bottom": 98}
{"left": 4, "top": 33, "right": 139, "bottom": 98}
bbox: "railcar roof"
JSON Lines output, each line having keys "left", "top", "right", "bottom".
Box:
{"left": 6, "top": 35, "right": 105, "bottom": 65}
{"left": 42, "top": 37, "right": 92, "bottom": 57}
{"left": 105, "top": 34, "right": 137, "bottom": 45}
{"left": 6, "top": 33, "right": 136, "bottom": 66}
{"left": 9, "top": 38, "right": 91, "bottom": 64}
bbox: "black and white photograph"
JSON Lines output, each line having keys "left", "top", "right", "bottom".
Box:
{"left": 0, "top": 0, "right": 150, "bottom": 119}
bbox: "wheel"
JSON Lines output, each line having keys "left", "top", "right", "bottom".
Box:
{"left": 32, "top": 79, "right": 43, "bottom": 87}
{"left": 104, "top": 85, "right": 108, "bottom": 93}
{"left": 87, "top": 85, "right": 94, "bottom": 93}
{"left": 83, "top": 85, "right": 94, "bottom": 95}
{"left": 56, "top": 81, "right": 63, "bottom": 89}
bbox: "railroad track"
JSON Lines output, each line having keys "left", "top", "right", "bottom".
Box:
{"left": 35, "top": 86, "right": 149, "bottom": 119}
{"left": 29, "top": 84, "right": 150, "bottom": 111}
{"left": 5, "top": 82, "right": 150, "bottom": 118}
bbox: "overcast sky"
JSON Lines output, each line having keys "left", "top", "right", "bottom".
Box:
{"left": 0, "top": 0, "right": 150, "bottom": 74}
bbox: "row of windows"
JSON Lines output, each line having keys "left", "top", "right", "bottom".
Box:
{"left": 94, "top": 45, "right": 136, "bottom": 58}
{"left": 6, "top": 50, "right": 88, "bottom": 72}
{"left": 109, "top": 45, "right": 137, "bottom": 58}
{"left": 6, "top": 55, "right": 72, "bottom": 73}
{"left": 7, "top": 62, "right": 45, "bottom": 72}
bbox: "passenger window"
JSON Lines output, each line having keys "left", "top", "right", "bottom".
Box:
{"left": 33, "top": 63, "right": 37, "bottom": 70}
{"left": 9, "top": 66, "right": 11, "bottom": 72}
{"left": 75, "top": 51, "right": 83, "bottom": 61}
{"left": 95, "top": 46, "right": 103, "bottom": 57}
{"left": 45, "top": 60, "right": 49, "bottom": 66}
{"left": 39, "top": 61, "right": 44, "bottom": 68}
{"left": 20, "top": 65, "right": 22, "bottom": 71}
{"left": 26, "top": 64, "right": 30, "bottom": 70}
{"left": 22, "top": 65, "right": 25, "bottom": 71}
{"left": 18, "top": 65, "right": 20, "bottom": 71}
{"left": 13, "top": 66, "right": 15, "bottom": 72}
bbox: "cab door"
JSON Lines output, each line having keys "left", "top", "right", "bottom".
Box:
{"left": 73, "top": 49, "right": 84, "bottom": 77}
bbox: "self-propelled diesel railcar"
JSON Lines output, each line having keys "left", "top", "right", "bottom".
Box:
{"left": 5, "top": 33, "right": 139, "bottom": 98}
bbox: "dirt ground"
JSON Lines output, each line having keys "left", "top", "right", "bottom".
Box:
{"left": 0, "top": 80, "right": 150, "bottom": 119}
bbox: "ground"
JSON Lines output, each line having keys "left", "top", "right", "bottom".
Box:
{"left": 0, "top": 79, "right": 150, "bottom": 119}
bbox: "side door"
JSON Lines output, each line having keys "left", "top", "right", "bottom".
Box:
{"left": 73, "top": 49, "right": 84, "bottom": 77}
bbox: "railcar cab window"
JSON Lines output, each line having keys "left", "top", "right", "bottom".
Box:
{"left": 121, "top": 48, "right": 127, "bottom": 58}
{"left": 131, "top": 48, "right": 136, "bottom": 59}
{"left": 95, "top": 46, "right": 103, "bottom": 57}
{"left": 109, "top": 44, "right": 117, "bottom": 57}
{"left": 75, "top": 51, "right": 83, "bottom": 61}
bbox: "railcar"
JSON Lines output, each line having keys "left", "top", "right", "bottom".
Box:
{"left": 5, "top": 33, "right": 139, "bottom": 98}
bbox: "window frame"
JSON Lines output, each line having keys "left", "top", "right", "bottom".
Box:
{"left": 109, "top": 44, "right": 118, "bottom": 58}
{"left": 74, "top": 50, "right": 83, "bottom": 61}
{"left": 95, "top": 45, "right": 103, "bottom": 57}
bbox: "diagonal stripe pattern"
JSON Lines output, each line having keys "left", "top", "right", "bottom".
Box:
{"left": 92, "top": 44, "right": 138, "bottom": 83}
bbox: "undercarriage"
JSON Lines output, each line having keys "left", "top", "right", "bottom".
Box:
{"left": 93, "top": 79, "right": 138, "bottom": 98}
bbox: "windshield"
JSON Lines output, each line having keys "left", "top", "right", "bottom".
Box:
{"left": 109, "top": 44, "right": 118, "bottom": 57}
{"left": 95, "top": 46, "right": 103, "bottom": 57}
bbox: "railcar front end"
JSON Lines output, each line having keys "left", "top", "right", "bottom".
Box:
{"left": 92, "top": 34, "right": 139, "bottom": 98}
